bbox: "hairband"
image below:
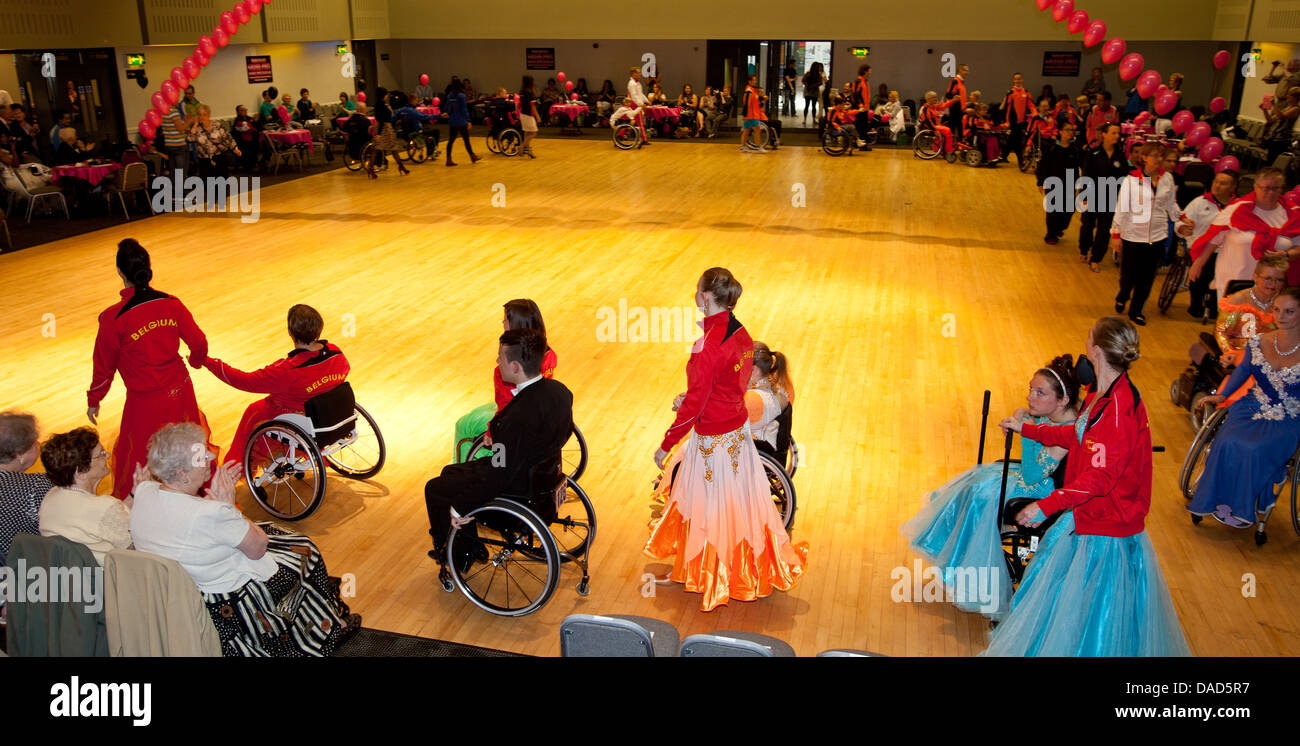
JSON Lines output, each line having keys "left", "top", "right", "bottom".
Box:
{"left": 1045, "top": 367, "right": 1068, "bottom": 397}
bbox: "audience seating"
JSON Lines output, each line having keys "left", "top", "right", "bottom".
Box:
{"left": 679, "top": 630, "right": 796, "bottom": 657}
{"left": 104, "top": 161, "right": 150, "bottom": 220}
{"left": 4, "top": 533, "right": 108, "bottom": 656}
{"left": 2, "top": 165, "right": 69, "bottom": 222}
{"left": 559, "top": 613, "right": 680, "bottom": 657}
{"left": 816, "top": 649, "right": 887, "bottom": 657}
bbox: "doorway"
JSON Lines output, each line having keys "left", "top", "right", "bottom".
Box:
{"left": 8, "top": 48, "right": 125, "bottom": 157}
{"left": 771, "top": 41, "right": 831, "bottom": 130}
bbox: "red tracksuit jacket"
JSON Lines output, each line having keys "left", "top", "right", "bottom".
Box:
{"left": 1020, "top": 372, "right": 1153, "bottom": 537}
{"left": 88, "top": 287, "right": 207, "bottom": 407}
{"left": 661, "top": 311, "right": 753, "bottom": 452}
{"left": 204, "top": 341, "right": 351, "bottom": 413}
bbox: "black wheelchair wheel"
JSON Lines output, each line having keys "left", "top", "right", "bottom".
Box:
{"left": 498, "top": 129, "right": 522, "bottom": 156}
{"left": 1158, "top": 253, "right": 1189, "bottom": 314}
{"left": 407, "top": 135, "right": 428, "bottom": 164}
{"left": 550, "top": 476, "right": 596, "bottom": 562}
{"left": 913, "top": 130, "right": 941, "bottom": 160}
{"left": 243, "top": 420, "right": 326, "bottom": 521}
{"left": 759, "top": 450, "right": 797, "bottom": 531}
{"left": 613, "top": 124, "right": 640, "bottom": 150}
{"left": 485, "top": 133, "right": 501, "bottom": 154}
{"left": 343, "top": 149, "right": 364, "bottom": 171}
{"left": 822, "top": 131, "right": 849, "bottom": 156}
{"left": 324, "top": 403, "right": 386, "bottom": 480}
{"left": 1179, "top": 406, "right": 1229, "bottom": 501}
{"left": 449, "top": 499, "right": 560, "bottom": 616}
{"left": 1291, "top": 454, "right": 1300, "bottom": 537}
{"left": 466, "top": 422, "right": 586, "bottom": 482}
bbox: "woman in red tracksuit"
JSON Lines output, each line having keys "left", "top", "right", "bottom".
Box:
{"left": 645, "top": 267, "right": 808, "bottom": 611}
{"left": 201, "top": 304, "right": 351, "bottom": 470}
{"left": 986, "top": 317, "right": 1190, "bottom": 656}
{"left": 87, "top": 239, "right": 211, "bottom": 499}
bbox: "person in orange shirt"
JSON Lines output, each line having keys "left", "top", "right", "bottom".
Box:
{"left": 853, "top": 65, "right": 874, "bottom": 152}
{"left": 945, "top": 63, "right": 969, "bottom": 142}
{"left": 739, "top": 74, "right": 769, "bottom": 153}
{"left": 1002, "top": 72, "right": 1033, "bottom": 165}
{"left": 827, "top": 99, "right": 865, "bottom": 150}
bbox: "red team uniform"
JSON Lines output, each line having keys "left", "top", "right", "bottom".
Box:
{"left": 203, "top": 341, "right": 352, "bottom": 468}
{"left": 88, "top": 286, "right": 212, "bottom": 499}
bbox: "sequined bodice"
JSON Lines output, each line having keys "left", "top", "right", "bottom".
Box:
{"left": 1011, "top": 415, "right": 1071, "bottom": 498}
{"left": 1247, "top": 336, "right": 1300, "bottom": 421}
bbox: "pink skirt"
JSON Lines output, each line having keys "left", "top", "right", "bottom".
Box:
{"left": 645, "top": 426, "right": 808, "bottom": 611}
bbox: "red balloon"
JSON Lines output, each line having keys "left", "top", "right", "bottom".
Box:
{"left": 420, "top": 73, "right": 429, "bottom": 86}
{"left": 1083, "top": 20, "right": 1107, "bottom": 47}
{"left": 1067, "top": 9, "right": 1089, "bottom": 34}
{"left": 565, "top": 80, "right": 574, "bottom": 91}
{"left": 145, "top": 109, "right": 162, "bottom": 128}
{"left": 1213, "top": 50, "right": 1231, "bottom": 70}
{"left": 213, "top": 27, "right": 230, "bottom": 47}
{"left": 1133, "top": 111, "right": 1152, "bottom": 127}
{"left": 1199, "top": 137, "right": 1224, "bottom": 162}
{"left": 234, "top": 4, "right": 251, "bottom": 23}
{"left": 195, "top": 48, "right": 210, "bottom": 67}
{"left": 1171, "top": 110, "right": 1194, "bottom": 134}
{"left": 1101, "top": 38, "right": 1126, "bottom": 65}
{"left": 1136, "top": 70, "right": 1161, "bottom": 99}
{"left": 355, "top": 91, "right": 366, "bottom": 103}
{"left": 431, "top": 96, "right": 440, "bottom": 107}
{"left": 150, "top": 91, "right": 167, "bottom": 112}
{"left": 1210, "top": 96, "right": 1227, "bottom": 113}
{"left": 221, "top": 11, "right": 238, "bottom": 34}
{"left": 182, "top": 57, "right": 201, "bottom": 80}
{"left": 557, "top": 72, "right": 566, "bottom": 83}
{"left": 1215, "top": 156, "right": 1240, "bottom": 173}
{"left": 161, "top": 80, "right": 180, "bottom": 105}
{"left": 1118, "top": 52, "right": 1144, "bottom": 81}
{"left": 1034, "top": 0, "right": 1051, "bottom": 9}
{"left": 170, "top": 67, "right": 189, "bottom": 90}
{"left": 1185, "top": 121, "right": 1210, "bottom": 147}
{"left": 1051, "top": 0, "right": 1073, "bottom": 22}
{"left": 199, "top": 36, "right": 217, "bottom": 58}
{"left": 571, "top": 93, "right": 579, "bottom": 101}
{"left": 247, "top": 0, "right": 263, "bottom": 11}
{"left": 138, "top": 120, "right": 156, "bottom": 141}
{"left": 1154, "top": 90, "right": 1178, "bottom": 115}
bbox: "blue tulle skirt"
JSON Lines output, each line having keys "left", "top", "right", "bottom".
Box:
{"left": 983, "top": 513, "right": 1191, "bottom": 656}
{"left": 900, "top": 462, "right": 1017, "bottom": 618}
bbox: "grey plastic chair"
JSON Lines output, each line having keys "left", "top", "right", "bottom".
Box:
{"left": 679, "top": 630, "right": 795, "bottom": 657}
{"left": 559, "top": 614, "right": 679, "bottom": 657}
{"left": 816, "top": 649, "right": 887, "bottom": 657}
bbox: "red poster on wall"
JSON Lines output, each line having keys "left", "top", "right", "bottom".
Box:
{"left": 246, "top": 56, "right": 273, "bottom": 84}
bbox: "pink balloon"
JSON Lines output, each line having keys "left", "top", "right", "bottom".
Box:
{"left": 1083, "top": 20, "right": 1107, "bottom": 47}
{"left": 431, "top": 97, "right": 440, "bottom": 107}
{"left": 420, "top": 73, "right": 429, "bottom": 86}
{"left": 221, "top": 11, "right": 238, "bottom": 34}
{"left": 1118, "top": 52, "right": 1144, "bottom": 81}
{"left": 213, "top": 27, "right": 229, "bottom": 48}
{"left": 1171, "top": 110, "right": 1194, "bottom": 134}
{"left": 199, "top": 36, "right": 217, "bottom": 58}
{"left": 247, "top": 0, "right": 263, "bottom": 11}
{"left": 557, "top": 72, "right": 566, "bottom": 83}
{"left": 1213, "top": 50, "right": 1231, "bottom": 70}
{"left": 234, "top": 4, "right": 251, "bottom": 23}
{"left": 194, "top": 48, "right": 210, "bottom": 67}
{"left": 1067, "top": 9, "right": 1089, "bottom": 33}
{"left": 1133, "top": 111, "right": 1151, "bottom": 127}
{"left": 571, "top": 93, "right": 579, "bottom": 101}
{"left": 513, "top": 93, "right": 520, "bottom": 102}
{"left": 182, "top": 57, "right": 201, "bottom": 80}
{"left": 1210, "top": 96, "right": 1227, "bottom": 113}
{"left": 144, "top": 109, "right": 162, "bottom": 128}
{"left": 138, "top": 120, "right": 156, "bottom": 141}
{"left": 1198, "top": 137, "right": 1224, "bottom": 162}
{"left": 1051, "top": 0, "right": 1073, "bottom": 22}
{"left": 161, "top": 80, "right": 180, "bottom": 105}
{"left": 170, "top": 67, "right": 189, "bottom": 90}
{"left": 1215, "top": 156, "right": 1240, "bottom": 173}
{"left": 355, "top": 91, "right": 366, "bottom": 103}
{"left": 565, "top": 80, "right": 574, "bottom": 91}
{"left": 1034, "top": 0, "right": 1051, "bottom": 8}
{"left": 1136, "top": 69, "right": 1162, "bottom": 99}
{"left": 1154, "top": 91, "right": 1178, "bottom": 115}
{"left": 1101, "top": 38, "right": 1126, "bottom": 65}
{"left": 1185, "top": 121, "right": 1210, "bottom": 147}
{"left": 150, "top": 91, "right": 166, "bottom": 112}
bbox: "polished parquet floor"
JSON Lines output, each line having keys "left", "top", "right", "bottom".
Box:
{"left": 3, "top": 140, "right": 1297, "bottom": 656}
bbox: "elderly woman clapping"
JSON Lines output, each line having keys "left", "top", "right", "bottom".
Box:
{"left": 187, "top": 104, "right": 241, "bottom": 177}
{"left": 38, "top": 427, "right": 144, "bottom": 564}
{"left": 129, "top": 423, "right": 358, "bottom": 656}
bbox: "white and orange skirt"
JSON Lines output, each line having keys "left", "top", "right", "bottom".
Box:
{"left": 645, "top": 425, "right": 808, "bottom": 611}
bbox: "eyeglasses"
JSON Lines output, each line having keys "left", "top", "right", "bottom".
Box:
{"left": 1256, "top": 185, "right": 1284, "bottom": 192}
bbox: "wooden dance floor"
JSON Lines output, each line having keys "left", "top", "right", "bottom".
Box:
{"left": 4, "top": 141, "right": 1298, "bottom": 656}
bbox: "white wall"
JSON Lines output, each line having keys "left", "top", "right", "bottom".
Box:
{"left": 115, "top": 41, "right": 350, "bottom": 140}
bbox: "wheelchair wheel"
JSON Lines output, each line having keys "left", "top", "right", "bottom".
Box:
{"left": 613, "top": 124, "right": 640, "bottom": 150}
{"left": 498, "top": 129, "right": 522, "bottom": 157}
{"left": 913, "top": 130, "right": 941, "bottom": 160}
{"left": 343, "top": 149, "right": 364, "bottom": 171}
{"left": 759, "top": 450, "right": 797, "bottom": 530}
{"left": 407, "top": 135, "right": 428, "bottom": 164}
{"left": 466, "top": 422, "right": 586, "bottom": 482}
{"left": 753, "top": 123, "right": 771, "bottom": 150}
{"left": 1018, "top": 145, "right": 1038, "bottom": 173}
{"left": 822, "top": 131, "right": 849, "bottom": 156}
{"left": 323, "top": 403, "right": 386, "bottom": 480}
{"left": 449, "top": 499, "right": 560, "bottom": 616}
{"left": 485, "top": 133, "right": 501, "bottom": 154}
{"left": 550, "top": 476, "right": 596, "bottom": 562}
{"left": 786, "top": 438, "right": 798, "bottom": 477}
{"left": 244, "top": 420, "right": 326, "bottom": 521}
{"left": 1291, "top": 451, "right": 1300, "bottom": 537}
{"left": 962, "top": 147, "right": 983, "bottom": 167}
{"left": 1158, "top": 253, "right": 1189, "bottom": 314}
{"left": 1179, "top": 406, "right": 1229, "bottom": 501}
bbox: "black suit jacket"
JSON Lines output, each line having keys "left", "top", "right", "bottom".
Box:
{"left": 472, "top": 377, "right": 573, "bottom": 497}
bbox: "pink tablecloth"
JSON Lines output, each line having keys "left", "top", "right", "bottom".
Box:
{"left": 265, "top": 129, "right": 314, "bottom": 152}
{"left": 550, "top": 103, "right": 589, "bottom": 120}
{"left": 334, "top": 115, "right": 378, "bottom": 128}
{"left": 52, "top": 162, "right": 120, "bottom": 186}
{"left": 416, "top": 106, "right": 441, "bottom": 117}
{"left": 642, "top": 106, "right": 682, "bottom": 122}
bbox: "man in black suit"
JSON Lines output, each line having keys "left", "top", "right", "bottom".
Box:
{"left": 424, "top": 328, "right": 573, "bottom": 571}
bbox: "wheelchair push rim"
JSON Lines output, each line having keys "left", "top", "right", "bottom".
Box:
{"left": 323, "top": 403, "right": 386, "bottom": 480}
{"left": 613, "top": 124, "right": 640, "bottom": 150}
{"left": 1179, "top": 405, "right": 1229, "bottom": 501}
{"left": 465, "top": 423, "right": 587, "bottom": 483}
{"left": 448, "top": 499, "right": 560, "bottom": 616}
{"left": 243, "top": 421, "right": 326, "bottom": 521}
{"left": 759, "top": 450, "right": 797, "bottom": 531}
{"left": 498, "top": 129, "right": 523, "bottom": 156}
{"left": 822, "top": 131, "right": 849, "bottom": 156}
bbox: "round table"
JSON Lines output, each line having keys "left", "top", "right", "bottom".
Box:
{"left": 416, "top": 106, "right": 442, "bottom": 117}
{"left": 550, "top": 103, "right": 589, "bottom": 132}
{"left": 642, "top": 106, "right": 682, "bottom": 123}
{"left": 51, "top": 162, "right": 120, "bottom": 186}
{"left": 265, "top": 129, "right": 314, "bottom": 152}
{"left": 334, "top": 115, "right": 378, "bottom": 129}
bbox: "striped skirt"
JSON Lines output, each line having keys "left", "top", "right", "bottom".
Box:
{"left": 202, "top": 524, "right": 348, "bottom": 657}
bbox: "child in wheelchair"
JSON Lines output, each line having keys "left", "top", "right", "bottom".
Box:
{"left": 826, "top": 100, "right": 864, "bottom": 150}
{"left": 199, "top": 304, "right": 350, "bottom": 474}
{"left": 962, "top": 103, "right": 1003, "bottom": 165}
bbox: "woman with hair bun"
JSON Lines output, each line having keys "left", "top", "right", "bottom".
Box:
{"left": 902, "top": 355, "right": 1079, "bottom": 620}
{"left": 990, "top": 317, "right": 1190, "bottom": 656}
{"left": 646, "top": 268, "right": 808, "bottom": 612}
{"left": 86, "top": 239, "right": 213, "bottom": 499}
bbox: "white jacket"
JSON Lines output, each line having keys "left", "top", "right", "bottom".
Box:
{"left": 1111, "top": 170, "right": 1179, "bottom": 244}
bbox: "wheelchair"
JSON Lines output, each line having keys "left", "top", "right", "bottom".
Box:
{"left": 396, "top": 121, "right": 441, "bottom": 165}
{"left": 242, "top": 382, "right": 386, "bottom": 521}
{"left": 612, "top": 115, "right": 645, "bottom": 150}
{"left": 1157, "top": 239, "right": 1192, "bottom": 314}
{"left": 439, "top": 455, "right": 596, "bottom": 616}
{"left": 1179, "top": 403, "right": 1300, "bottom": 545}
{"left": 483, "top": 109, "right": 523, "bottom": 157}
{"left": 912, "top": 123, "right": 944, "bottom": 161}
{"left": 821, "top": 125, "right": 854, "bottom": 157}
{"left": 998, "top": 456, "right": 1068, "bottom": 586}
{"left": 1018, "top": 132, "right": 1043, "bottom": 173}
{"left": 461, "top": 423, "right": 588, "bottom": 482}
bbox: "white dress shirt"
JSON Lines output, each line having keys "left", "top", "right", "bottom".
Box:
{"left": 510, "top": 373, "right": 543, "bottom": 397}
{"left": 627, "top": 78, "right": 648, "bottom": 107}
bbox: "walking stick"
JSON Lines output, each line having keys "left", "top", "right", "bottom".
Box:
{"left": 996, "top": 430, "right": 1014, "bottom": 529}
{"left": 977, "top": 390, "right": 991, "bottom": 464}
